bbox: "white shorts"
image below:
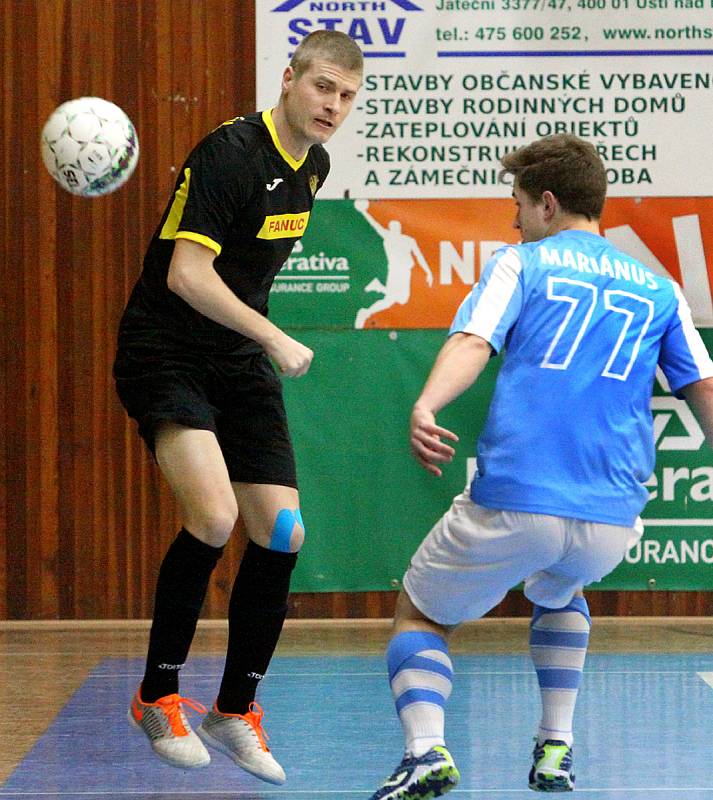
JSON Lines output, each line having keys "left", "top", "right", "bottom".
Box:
{"left": 403, "top": 490, "right": 643, "bottom": 626}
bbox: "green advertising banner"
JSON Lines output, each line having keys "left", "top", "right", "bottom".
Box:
{"left": 280, "top": 329, "right": 498, "bottom": 593}
{"left": 273, "top": 200, "right": 713, "bottom": 593}
{"left": 615, "top": 369, "right": 713, "bottom": 591}
{"left": 280, "top": 330, "right": 713, "bottom": 593}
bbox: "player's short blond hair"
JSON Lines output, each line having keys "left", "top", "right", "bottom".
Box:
{"left": 289, "top": 30, "right": 364, "bottom": 78}
{"left": 500, "top": 134, "right": 607, "bottom": 220}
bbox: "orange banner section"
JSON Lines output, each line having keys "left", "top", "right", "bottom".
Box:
{"left": 360, "top": 197, "right": 713, "bottom": 330}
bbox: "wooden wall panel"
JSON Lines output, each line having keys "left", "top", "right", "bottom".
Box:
{"left": 1, "top": 1, "right": 711, "bottom": 620}
{"left": 1, "top": 0, "right": 257, "bottom": 620}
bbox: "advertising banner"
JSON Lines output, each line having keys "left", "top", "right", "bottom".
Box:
{"left": 282, "top": 328, "right": 713, "bottom": 593}
{"left": 270, "top": 197, "right": 713, "bottom": 327}
{"left": 257, "top": 1, "right": 713, "bottom": 592}
{"left": 257, "top": 0, "right": 713, "bottom": 199}
{"left": 278, "top": 204, "right": 713, "bottom": 592}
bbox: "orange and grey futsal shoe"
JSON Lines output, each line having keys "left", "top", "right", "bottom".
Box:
{"left": 197, "top": 701, "right": 286, "bottom": 784}
{"left": 128, "top": 688, "right": 211, "bottom": 768}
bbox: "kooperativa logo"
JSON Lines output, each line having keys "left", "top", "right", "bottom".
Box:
{"left": 271, "top": 0, "right": 422, "bottom": 54}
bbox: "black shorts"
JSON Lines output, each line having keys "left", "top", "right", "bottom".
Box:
{"left": 113, "top": 343, "right": 297, "bottom": 488}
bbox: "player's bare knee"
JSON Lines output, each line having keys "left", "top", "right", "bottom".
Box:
{"left": 187, "top": 508, "right": 238, "bottom": 548}
{"left": 268, "top": 508, "right": 305, "bottom": 553}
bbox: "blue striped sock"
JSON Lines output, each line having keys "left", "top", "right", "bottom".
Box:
{"left": 387, "top": 631, "right": 453, "bottom": 758}
{"left": 530, "top": 596, "right": 591, "bottom": 747}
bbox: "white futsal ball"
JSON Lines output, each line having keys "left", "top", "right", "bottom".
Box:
{"left": 40, "top": 97, "right": 139, "bottom": 197}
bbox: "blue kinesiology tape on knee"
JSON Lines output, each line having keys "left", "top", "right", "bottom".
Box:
{"left": 531, "top": 595, "right": 591, "bottom": 628}
{"left": 269, "top": 508, "right": 303, "bottom": 553}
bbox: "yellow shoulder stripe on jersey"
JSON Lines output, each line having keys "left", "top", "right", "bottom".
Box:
{"left": 262, "top": 109, "right": 307, "bottom": 172}
{"left": 257, "top": 212, "right": 310, "bottom": 240}
{"left": 160, "top": 167, "right": 221, "bottom": 255}
{"left": 211, "top": 115, "right": 244, "bottom": 132}
{"left": 160, "top": 168, "right": 191, "bottom": 241}
{"left": 175, "top": 231, "right": 221, "bottom": 255}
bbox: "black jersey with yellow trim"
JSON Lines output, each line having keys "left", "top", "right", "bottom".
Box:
{"left": 118, "top": 110, "right": 329, "bottom": 353}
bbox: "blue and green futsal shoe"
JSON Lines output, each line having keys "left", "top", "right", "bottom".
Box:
{"left": 368, "top": 746, "right": 460, "bottom": 799}
{"left": 529, "top": 739, "right": 575, "bottom": 792}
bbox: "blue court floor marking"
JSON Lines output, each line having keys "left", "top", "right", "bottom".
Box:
{"left": 3, "top": 654, "right": 713, "bottom": 799}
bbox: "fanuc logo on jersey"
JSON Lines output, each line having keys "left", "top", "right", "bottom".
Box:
{"left": 270, "top": 0, "right": 421, "bottom": 54}
{"left": 257, "top": 212, "right": 310, "bottom": 240}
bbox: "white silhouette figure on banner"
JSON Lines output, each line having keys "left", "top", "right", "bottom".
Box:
{"left": 353, "top": 199, "right": 433, "bottom": 329}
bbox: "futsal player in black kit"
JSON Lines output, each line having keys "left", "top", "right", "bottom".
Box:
{"left": 115, "top": 30, "right": 363, "bottom": 783}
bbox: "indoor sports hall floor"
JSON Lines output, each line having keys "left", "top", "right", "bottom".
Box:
{"left": 1, "top": 618, "right": 712, "bottom": 799}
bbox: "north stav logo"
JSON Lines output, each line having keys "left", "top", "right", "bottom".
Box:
{"left": 270, "top": 0, "right": 422, "bottom": 52}
{"left": 272, "top": 0, "right": 422, "bottom": 10}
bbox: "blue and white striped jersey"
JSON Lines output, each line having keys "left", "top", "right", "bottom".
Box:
{"left": 450, "top": 229, "right": 713, "bottom": 526}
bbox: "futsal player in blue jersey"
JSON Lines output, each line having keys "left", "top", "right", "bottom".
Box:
{"left": 368, "top": 134, "right": 713, "bottom": 799}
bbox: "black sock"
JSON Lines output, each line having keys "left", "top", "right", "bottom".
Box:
{"left": 141, "top": 528, "right": 224, "bottom": 702}
{"left": 216, "top": 540, "right": 297, "bottom": 714}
